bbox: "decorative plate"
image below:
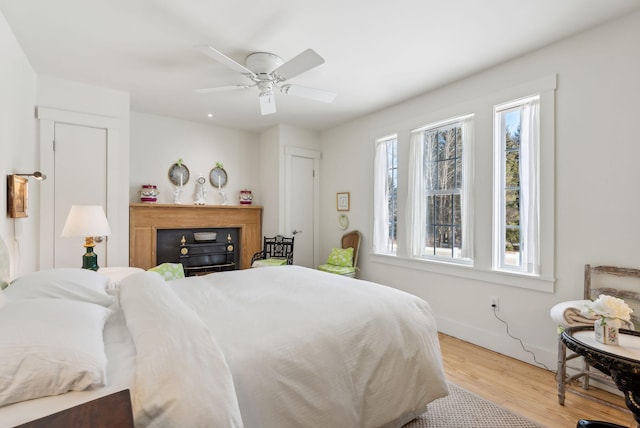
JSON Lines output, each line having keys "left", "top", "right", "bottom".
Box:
{"left": 168, "top": 163, "right": 190, "bottom": 186}
{"left": 338, "top": 214, "right": 349, "bottom": 230}
{"left": 210, "top": 167, "right": 228, "bottom": 188}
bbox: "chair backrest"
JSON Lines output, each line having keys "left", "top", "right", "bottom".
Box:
{"left": 263, "top": 235, "right": 295, "bottom": 264}
{"left": 584, "top": 264, "right": 640, "bottom": 327}
{"left": 341, "top": 230, "right": 361, "bottom": 268}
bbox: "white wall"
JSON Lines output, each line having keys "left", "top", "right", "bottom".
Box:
{"left": 258, "top": 126, "right": 281, "bottom": 236}
{"left": 319, "top": 11, "right": 640, "bottom": 368}
{"left": 129, "top": 118, "right": 320, "bottom": 238}
{"left": 130, "top": 112, "right": 259, "bottom": 206}
{"left": 0, "top": 11, "right": 37, "bottom": 279}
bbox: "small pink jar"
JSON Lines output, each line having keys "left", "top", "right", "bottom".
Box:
{"left": 139, "top": 184, "right": 159, "bottom": 203}
{"left": 239, "top": 189, "right": 253, "bottom": 205}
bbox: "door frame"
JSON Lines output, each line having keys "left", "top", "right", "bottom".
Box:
{"left": 37, "top": 107, "right": 124, "bottom": 269}
{"left": 284, "top": 146, "right": 321, "bottom": 267}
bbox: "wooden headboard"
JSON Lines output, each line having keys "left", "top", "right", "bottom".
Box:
{"left": 14, "top": 389, "right": 133, "bottom": 428}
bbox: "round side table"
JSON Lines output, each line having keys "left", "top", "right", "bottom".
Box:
{"left": 561, "top": 325, "right": 640, "bottom": 427}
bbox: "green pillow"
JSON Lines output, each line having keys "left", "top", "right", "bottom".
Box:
{"left": 252, "top": 258, "right": 288, "bottom": 268}
{"left": 327, "top": 247, "right": 354, "bottom": 267}
{"left": 148, "top": 263, "right": 185, "bottom": 281}
{"left": 317, "top": 264, "right": 356, "bottom": 276}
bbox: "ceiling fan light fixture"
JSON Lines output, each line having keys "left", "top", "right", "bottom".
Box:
{"left": 259, "top": 92, "right": 276, "bottom": 115}
{"left": 245, "top": 52, "right": 283, "bottom": 75}
{"left": 257, "top": 80, "right": 273, "bottom": 93}
{"left": 196, "top": 45, "right": 335, "bottom": 115}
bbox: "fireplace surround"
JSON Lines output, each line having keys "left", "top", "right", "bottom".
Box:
{"left": 129, "top": 204, "right": 262, "bottom": 270}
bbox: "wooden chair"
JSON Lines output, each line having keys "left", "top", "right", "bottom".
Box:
{"left": 251, "top": 235, "right": 294, "bottom": 267}
{"left": 317, "top": 230, "right": 362, "bottom": 278}
{"left": 556, "top": 264, "right": 640, "bottom": 408}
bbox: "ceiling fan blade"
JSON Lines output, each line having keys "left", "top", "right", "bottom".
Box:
{"left": 196, "top": 45, "right": 255, "bottom": 76}
{"left": 280, "top": 84, "right": 336, "bottom": 103}
{"left": 259, "top": 92, "right": 277, "bottom": 115}
{"left": 272, "top": 48, "right": 325, "bottom": 81}
{"left": 194, "top": 84, "right": 252, "bottom": 94}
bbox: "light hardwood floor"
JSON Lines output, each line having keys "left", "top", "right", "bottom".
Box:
{"left": 439, "top": 333, "right": 635, "bottom": 428}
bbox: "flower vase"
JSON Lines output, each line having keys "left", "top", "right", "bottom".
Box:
{"left": 594, "top": 319, "right": 619, "bottom": 345}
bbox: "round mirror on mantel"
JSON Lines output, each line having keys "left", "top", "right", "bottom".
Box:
{"left": 209, "top": 166, "right": 227, "bottom": 188}
{"left": 168, "top": 162, "right": 190, "bottom": 186}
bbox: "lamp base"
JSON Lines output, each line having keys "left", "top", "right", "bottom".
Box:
{"left": 82, "top": 246, "right": 99, "bottom": 271}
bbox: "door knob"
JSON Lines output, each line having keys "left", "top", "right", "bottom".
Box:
{"left": 292, "top": 230, "right": 303, "bottom": 235}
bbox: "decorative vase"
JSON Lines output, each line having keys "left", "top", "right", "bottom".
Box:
{"left": 239, "top": 189, "right": 254, "bottom": 205}
{"left": 139, "top": 184, "right": 159, "bottom": 203}
{"left": 594, "top": 319, "right": 619, "bottom": 345}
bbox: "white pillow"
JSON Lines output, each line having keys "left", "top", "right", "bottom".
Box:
{"left": 0, "top": 298, "right": 111, "bottom": 406}
{"left": 98, "top": 267, "right": 145, "bottom": 292}
{"left": 5, "top": 268, "right": 113, "bottom": 307}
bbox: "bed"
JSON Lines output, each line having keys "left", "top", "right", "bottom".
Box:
{"left": 0, "top": 264, "right": 448, "bottom": 427}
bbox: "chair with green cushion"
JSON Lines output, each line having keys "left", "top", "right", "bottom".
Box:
{"left": 317, "top": 230, "right": 361, "bottom": 278}
{"left": 251, "top": 235, "right": 295, "bottom": 267}
{"left": 148, "top": 262, "right": 185, "bottom": 281}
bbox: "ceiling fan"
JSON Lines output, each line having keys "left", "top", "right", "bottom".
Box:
{"left": 195, "top": 46, "right": 337, "bottom": 115}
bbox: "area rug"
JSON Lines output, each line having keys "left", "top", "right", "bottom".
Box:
{"left": 403, "top": 382, "right": 543, "bottom": 428}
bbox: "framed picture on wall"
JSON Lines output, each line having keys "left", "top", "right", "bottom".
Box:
{"left": 7, "top": 174, "right": 28, "bottom": 218}
{"left": 337, "top": 192, "right": 350, "bottom": 211}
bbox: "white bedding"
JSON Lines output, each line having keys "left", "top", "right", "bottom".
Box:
{"left": 166, "top": 266, "right": 448, "bottom": 428}
{"left": 0, "top": 265, "right": 448, "bottom": 428}
{"left": 119, "top": 272, "right": 243, "bottom": 427}
{"left": 0, "top": 302, "right": 137, "bottom": 426}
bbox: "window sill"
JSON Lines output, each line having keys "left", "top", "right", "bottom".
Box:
{"left": 369, "top": 253, "right": 554, "bottom": 293}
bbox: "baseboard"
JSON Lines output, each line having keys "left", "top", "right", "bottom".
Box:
{"left": 436, "top": 315, "right": 557, "bottom": 371}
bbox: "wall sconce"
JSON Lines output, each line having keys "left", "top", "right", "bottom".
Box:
{"left": 15, "top": 171, "right": 47, "bottom": 181}
{"left": 6, "top": 172, "right": 47, "bottom": 218}
{"left": 61, "top": 205, "right": 111, "bottom": 271}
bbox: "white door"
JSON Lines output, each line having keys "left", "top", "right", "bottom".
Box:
{"left": 38, "top": 107, "right": 123, "bottom": 270}
{"left": 286, "top": 147, "right": 321, "bottom": 268}
{"left": 54, "top": 123, "right": 108, "bottom": 268}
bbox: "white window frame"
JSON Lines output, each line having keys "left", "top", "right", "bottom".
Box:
{"left": 408, "top": 114, "right": 474, "bottom": 265}
{"left": 493, "top": 95, "right": 540, "bottom": 275}
{"left": 373, "top": 134, "right": 398, "bottom": 255}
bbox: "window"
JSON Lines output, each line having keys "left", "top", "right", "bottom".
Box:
{"left": 370, "top": 76, "right": 555, "bottom": 291}
{"left": 373, "top": 135, "right": 398, "bottom": 254}
{"left": 409, "top": 115, "right": 473, "bottom": 262}
{"left": 494, "top": 96, "right": 539, "bottom": 274}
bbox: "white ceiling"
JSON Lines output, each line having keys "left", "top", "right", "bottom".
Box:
{"left": 2, "top": 0, "right": 639, "bottom": 133}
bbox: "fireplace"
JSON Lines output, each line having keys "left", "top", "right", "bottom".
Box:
{"left": 129, "top": 204, "right": 262, "bottom": 270}
{"left": 156, "top": 228, "right": 239, "bottom": 276}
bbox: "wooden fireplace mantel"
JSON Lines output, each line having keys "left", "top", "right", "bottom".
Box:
{"left": 129, "top": 203, "right": 262, "bottom": 270}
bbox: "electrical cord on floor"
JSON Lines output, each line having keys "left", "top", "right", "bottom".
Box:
{"left": 492, "top": 305, "right": 552, "bottom": 371}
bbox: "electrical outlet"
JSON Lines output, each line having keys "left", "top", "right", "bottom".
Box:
{"left": 490, "top": 296, "right": 499, "bottom": 311}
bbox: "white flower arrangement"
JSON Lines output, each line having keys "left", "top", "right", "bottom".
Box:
{"left": 581, "top": 294, "right": 633, "bottom": 329}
